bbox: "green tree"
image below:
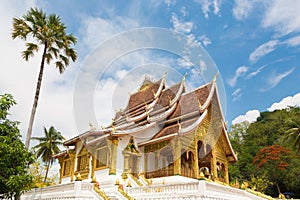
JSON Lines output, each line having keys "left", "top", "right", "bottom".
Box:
{"left": 31, "top": 126, "right": 64, "bottom": 182}
{"left": 0, "top": 94, "right": 34, "bottom": 199}
{"left": 29, "top": 160, "right": 57, "bottom": 188}
{"left": 282, "top": 107, "right": 300, "bottom": 153}
{"left": 12, "top": 7, "right": 77, "bottom": 148}
{"left": 253, "top": 145, "right": 291, "bottom": 195}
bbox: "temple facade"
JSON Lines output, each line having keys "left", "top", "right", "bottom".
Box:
{"left": 54, "top": 73, "right": 237, "bottom": 187}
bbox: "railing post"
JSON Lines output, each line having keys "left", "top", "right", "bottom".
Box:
{"left": 74, "top": 181, "right": 82, "bottom": 196}
{"left": 198, "top": 180, "right": 206, "bottom": 196}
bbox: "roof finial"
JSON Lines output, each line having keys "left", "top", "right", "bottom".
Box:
{"left": 183, "top": 72, "right": 188, "bottom": 80}
{"left": 163, "top": 71, "right": 168, "bottom": 78}
{"left": 212, "top": 71, "right": 219, "bottom": 83}
{"left": 89, "top": 122, "right": 96, "bottom": 130}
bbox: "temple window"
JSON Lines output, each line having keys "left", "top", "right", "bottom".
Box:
{"left": 63, "top": 159, "right": 71, "bottom": 176}
{"left": 76, "top": 147, "right": 90, "bottom": 172}
{"left": 96, "top": 146, "right": 108, "bottom": 169}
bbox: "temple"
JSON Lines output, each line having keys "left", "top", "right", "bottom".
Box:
{"left": 22, "top": 74, "right": 273, "bottom": 200}
{"left": 54, "top": 73, "right": 237, "bottom": 186}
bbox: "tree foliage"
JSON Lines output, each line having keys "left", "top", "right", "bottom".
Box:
{"left": 229, "top": 107, "right": 300, "bottom": 197}
{"left": 31, "top": 126, "right": 64, "bottom": 182}
{"left": 12, "top": 7, "right": 77, "bottom": 148}
{"left": 0, "top": 94, "right": 34, "bottom": 199}
{"left": 29, "top": 160, "right": 57, "bottom": 188}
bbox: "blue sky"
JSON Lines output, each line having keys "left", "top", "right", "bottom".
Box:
{"left": 1, "top": 0, "right": 300, "bottom": 143}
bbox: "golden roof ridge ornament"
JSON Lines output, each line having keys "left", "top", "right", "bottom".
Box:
{"left": 89, "top": 122, "right": 96, "bottom": 130}
{"left": 212, "top": 71, "right": 219, "bottom": 83}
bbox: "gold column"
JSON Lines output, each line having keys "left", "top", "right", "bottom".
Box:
{"left": 225, "top": 160, "right": 229, "bottom": 184}
{"left": 58, "top": 157, "right": 64, "bottom": 184}
{"left": 109, "top": 138, "right": 118, "bottom": 175}
{"left": 193, "top": 142, "right": 199, "bottom": 179}
{"left": 91, "top": 155, "right": 96, "bottom": 178}
{"left": 70, "top": 153, "right": 75, "bottom": 182}
{"left": 211, "top": 149, "right": 217, "bottom": 181}
{"left": 173, "top": 138, "right": 181, "bottom": 175}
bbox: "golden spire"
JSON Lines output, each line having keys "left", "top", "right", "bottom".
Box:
{"left": 212, "top": 71, "right": 219, "bottom": 83}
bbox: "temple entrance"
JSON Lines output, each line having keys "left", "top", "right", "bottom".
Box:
{"left": 181, "top": 150, "right": 194, "bottom": 178}
{"left": 198, "top": 141, "right": 212, "bottom": 178}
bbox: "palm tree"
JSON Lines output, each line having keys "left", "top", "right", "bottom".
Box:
{"left": 285, "top": 125, "right": 300, "bottom": 154}
{"left": 31, "top": 126, "right": 65, "bottom": 182}
{"left": 12, "top": 8, "right": 77, "bottom": 148}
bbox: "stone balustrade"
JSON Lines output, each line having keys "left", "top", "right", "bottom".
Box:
{"left": 21, "top": 181, "right": 101, "bottom": 200}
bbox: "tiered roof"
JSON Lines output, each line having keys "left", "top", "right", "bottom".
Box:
{"left": 63, "top": 73, "right": 237, "bottom": 162}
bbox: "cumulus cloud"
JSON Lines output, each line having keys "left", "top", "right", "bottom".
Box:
{"left": 249, "top": 40, "right": 279, "bottom": 63}
{"left": 228, "top": 66, "right": 248, "bottom": 87}
{"left": 268, "top": 93, "right": 300, "bottom": 112}
{"left": 232, "top": 110, "right": 260, "bottom": 125}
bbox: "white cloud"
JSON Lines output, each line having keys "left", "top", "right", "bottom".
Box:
{"left": 246, "top": 65, "right": 266, "bottom": 79}
{"left": 232, "top": 0, "right": 255, "bottom": 20}
{"left": 268, "top": 93, "right": 300, "bottom": 112}
{"left": 249, "top": 40, "right": 279, "bottom": 63}
{"left": 232, "top": 110, "right": 260, "bottom": 125}
{"left": 180, "top": 6, "right": 188, "bottom": 17}
{"left": 228, "top": 66, "right": 248, "bottom": 87}
{"left": 266, "top": 67, "right": 295, "bottom": 89}
{"left": 232, "top": 88, "right": 242, "bottom": 101}
{"left": 284, "top": 35, "right": 300, "bottom": 47}
{"left": 170, "top": 13, "right": 193, "bottom": 33}
{"left": 199, "top": 34, "right": 211, "bottom": 46}
{"left": 262, "top": 0, "right": 300, "bottom": 36}
{"left": 195, "top": 0, "right": 222, "bottom": 19}
{"left": 186, "top": 34, "right": 201, "bottom": 47}
{"left": 164, "top": 0, "right": 176, "bottom": 7}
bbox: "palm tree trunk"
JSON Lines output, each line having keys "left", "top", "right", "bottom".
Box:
{"left": 25, "top": 42, "right": 47, "bottom": 148}
{"left": 44, "top": 160, "right": 51, "bottom": 183}
{"left": 276, "top": 183, "right": 281, "bottom": 195}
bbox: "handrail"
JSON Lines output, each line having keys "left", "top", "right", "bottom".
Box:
{"left": 93, "top": 184, "right": 109, "bottom": 200}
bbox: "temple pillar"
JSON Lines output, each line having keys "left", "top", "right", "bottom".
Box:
{"left": 70, "top": 153, "right": 75, "bottom": 182}
{"left": 88, "top": 153, "right": 92, "bottom": 180}
{"left": 225, "top": 160, "right": 229, "bottom": 184}
{"left": 58, "top": 157, "right": 64, "bottom": 184}
{"left": 109, "top": 137, "right": 118, "bottom": 175}
{"left": 193, "top": 152, "right": 199, "bottom": 179}
{"left": 91, "top": 155, "right": 96, "bottom": 178}
{"left": 173, "top": 138, "right": 181, "bottom": 175}
{"left": 211, "top": 149, "right": 217, "bottom": 180}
